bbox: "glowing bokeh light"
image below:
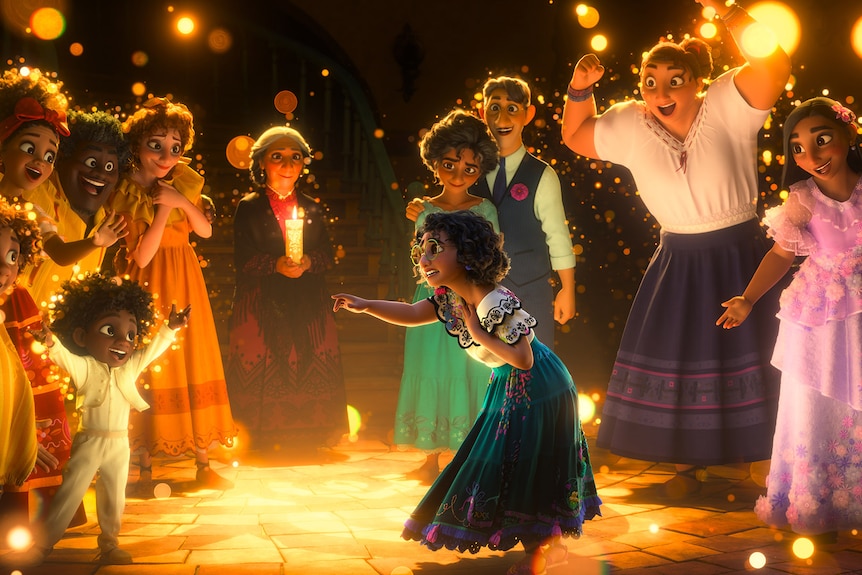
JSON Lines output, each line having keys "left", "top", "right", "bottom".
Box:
{"left": 701, "top": 6, "right": 717, "bottom": 20}
{"left": 699, "top": 22, "right": 718, "bottom": 39}
{"left": 577, "top": 6, "right": 600, "bottom": 29}
{"left": 853, "top": 17, "right": 862, "bottom": 60}
{"left": 740, "top": 22, "right": 780, "bottom": 59}
{"left": 748, "top": 2, "right": 799, "bottom": 55}
{"left": 648, "top": 523, "right": 660, "bottom": 534}
{"left": 176, "top": 16, "right": 195, "bottom": 35}
{"left": 30, "top": 7, "right": 65, "bottom": 40}
{"left": 153, "top": 482, "right": 172, "bottom": 499}
{"left": 373, "top": 128, "right": 384, "bottom": 139}
{"left": 578, "top": 393, "right": 596, "bottom": 423}
{"left": 208, "top": 28, "right": 232, "bottom": 53}
{"left": 792, "top": 537, "right": 815, "bottom": 559}
{"left": 749, "top": 551, "right": 767, "bottom": 568}
{"left": 6, "top": 526, "right": 32, "bottom": 550}
{"left": 274, "top": 90, "right": 298, "bottom": 114}
{"left": 131, "top": 51, "right": 149, "bottom": 67}
{"left": 225, "top": 135, "right": 255, "bottom": 169}
{"left": 575, "top": 4, "right": 588, "bottom": 16}
{"left": 590, "top": 34, "right": 608, "bottom": 52}
{"left": 69, "top": 42, "right": 83, "bottom": 56}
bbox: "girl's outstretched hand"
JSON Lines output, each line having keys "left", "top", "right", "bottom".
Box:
{"left": 332, "top": 293, "right": 369, "bottom": 313}
{"left": 168, "top": 303, "right": 192, "bottom": 329}
{"left": 570, "top": 53, "right": 605, "bottom": 89}
{"left": 716, "top": 296, "right": 752, "bottom": 329}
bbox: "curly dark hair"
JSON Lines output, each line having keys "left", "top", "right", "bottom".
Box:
{"left": 419, "top": 109, "right": 498, "bottom": 175}
{"left": 0, "top": 67, "right": 68, "bottom": 141}
{"left": 0, "top": 197, "right": 42, "bottom": 275}
{"left": 60, "top": 109, "right": 130, "bottom": 174}
{"left": 122, "top": 98, "right": 194, "bottom": 172}
{"left": 49, "top": 273, "right": 156, "bottom": 354}
{"left": 417, "top": 210, "right": 509, "bottom": 286}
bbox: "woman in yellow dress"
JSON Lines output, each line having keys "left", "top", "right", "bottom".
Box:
{"left": 108, "top": 97, "right": 236, "bottom": 489}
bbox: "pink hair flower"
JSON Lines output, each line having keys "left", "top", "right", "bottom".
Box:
{"left": 434, "top": 287, "right": 447, "bottom": 296}
{"left": 832, "top": 103, "right": 857, "bottom": 124}
{"left": 510, "top": 183, "right": 529, "bottom": 201}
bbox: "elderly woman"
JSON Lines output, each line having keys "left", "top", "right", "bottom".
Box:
{"left": 226, "top": 126, "right": 347, "bottom": 453}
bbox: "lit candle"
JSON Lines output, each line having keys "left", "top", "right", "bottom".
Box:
{"left": 284, "top": 205, "right": 304, "bottom": 263}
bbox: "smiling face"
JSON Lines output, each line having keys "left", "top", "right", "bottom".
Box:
{"left": 640, "top": 61, "right": 703, "bottom": 138}
{"left": 261, "top": 137, "right": 305, "bottom": 194}
{"left": 58, "top": 140, "right": 120, "bottom": 219}
{"left": 788, "top": 115, "right": 856, "bottom": 188}
{"left": 0, "top": 124, "right": 58, "bottom": 194}
{"left": 136, "top": 127, "right": 182, "bottom": 182}
{"left": 73, "top": 309, "right": 138, "bottom": 368}
{"left": 481, "top": 87, "right": 535, "bottom": 156}
{"left": 0, "top": 227, "right": 21, "bottom": 293}
{"left": 434, "top": 147, "right": 482, "bottom": 197}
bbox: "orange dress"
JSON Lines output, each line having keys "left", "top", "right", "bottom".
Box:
{"left": 108, "top": 163, "right": 236, "bottom": 456}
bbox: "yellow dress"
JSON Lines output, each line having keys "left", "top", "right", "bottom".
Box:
{"left": 108, "top": 164, "right": 236, "bottom": 456}
{"left": 0, "top": 323, "right": 37, "bottom": 487}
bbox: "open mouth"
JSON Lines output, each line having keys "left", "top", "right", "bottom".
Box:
{"left": 109, "top": 348, "right": 128, "bottom": 361}
{"left": 814, "top": 160, "right": 831, "bottom": 175}
{"left": 424, "top": 269, "right": 439, "bottom": 279}
{"left": 658, "top": 102, "right": 676, "bottom": 117}
{"left": 81, "top": 176, "right": 107, "bottom": 196}
{"left": 496, "top": 126, "right": 513, "bottom": 136}
{"left": 26, "top": 166, "right": 42, "bottom": 181}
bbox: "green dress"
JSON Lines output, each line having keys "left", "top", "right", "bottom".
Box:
{"left": 394, "top": 201, "right": 499, "bottom": 451}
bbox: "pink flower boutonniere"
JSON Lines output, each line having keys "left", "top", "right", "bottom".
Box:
{"left": 434, "top": 287, "right": 447, "bottom": 296}
{"left": 832, "top": 103, "right": 857, "bottom": 124}
{"left": 510, "top": 183, "right": 529, "bottom": 201}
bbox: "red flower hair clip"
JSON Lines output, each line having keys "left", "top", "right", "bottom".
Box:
{"left": 832, "top": 103, "right": 857, "bottom": 124}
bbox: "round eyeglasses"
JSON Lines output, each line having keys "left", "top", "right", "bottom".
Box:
{"left": 410, "top": 238, "right": 446, "bottom": 265}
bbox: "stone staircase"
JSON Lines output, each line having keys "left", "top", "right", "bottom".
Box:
{"left": 198, "top": 174, "right": 405, "bottom": 444}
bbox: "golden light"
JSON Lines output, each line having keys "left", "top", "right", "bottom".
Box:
{"left": 852, "top": 17, "right": 862, "bottom": 60}
{"left": 648, "top": 524, "right": 660, "bottom": 534}
{"left": 373, "top": 128, "right": 384, "bottom": 139}
{"left": 175, "top": 15, "right": 195, "bottom": 35}
{"left": 590, "top": 34, "right": 608, "bottom": 52}
{"left": 748, "top": 551, "right": 767, "bottom": 569}
{"left": 792, "top": 537, "right": 815, "bottom": 559}
{"left": 69, "top": 42, "right": 83, "bottom": 56}
{"left": 699, "top": 22, "right": 718, "bottom": 39}
{"left": 153, "top": 482, "right": 172, "bottom": 499}
{"left": 578, "top": 393, "right": 596, "bottom": 423}
{"left": 575, "top": 4, "right": 588, "bottom": 16}
{"left": 131, "top": 82, "right": 147, "bottom": 97}
{"left": 225, "top": 135, "right": 255, "bottom": 170}
{"left": 701, "top": 6, "right": 717, "bottom": 20}
{"left": 740, "top": 22, "right": 780, "bottom": 58}
{"left": 748, "top": 2, "right": 800, "bottom": 55}
{"left": 347, "top": 404, "right": 362, "bottom": 440}
{"left": 577, "top": 6, "right": 600, "bottom": 29}
{"left": 761, "top": 150, "right": 772, "bottom": 166}
{"left": 131, "top": 51, "right": 149, "bottom": 67}
{"left": 30, "top": 7, "right": 65, "bottom": 40}
{"left": 6, "top": 525, "right": 32, "bottom": 550}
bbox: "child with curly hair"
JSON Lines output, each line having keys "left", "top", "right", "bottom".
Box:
{"left": 333, "top": 210, "right": 601, "bottom": 575}
{"left": 4, "top": 273, "right": 190, "bottom": 567}
{"left": 0, "top": 198, "right": 43, "bottom": 495}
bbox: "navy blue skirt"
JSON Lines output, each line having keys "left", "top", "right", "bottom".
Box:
{"left": 596, "top": 219, "right": 784, "bottom": 465}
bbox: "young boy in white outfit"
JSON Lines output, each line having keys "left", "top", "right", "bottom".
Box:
{"left": 5, "top": 273, "right": 189, "bottom": 566}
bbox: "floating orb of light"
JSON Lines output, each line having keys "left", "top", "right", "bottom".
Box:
{"left": 6, "top": 526, "right": 32, "bottom": 550}
{"left": 649, "top": 524, "right": 660, "bottom": 534}
{"left": 153, "top": 482, "right": 172, "bottom": 499}
{"left": 274, "top": 90, "right": 298, "bottom": 114}
{"left": 131, "top": 51, "right": 148, "bottom": 67}
{"left": 740, "top": 22, "right": 779, "bottom": 59}
{"left": 176, "top": 16, "right": 195, "bottom": 35}
{"left": 699, "top": 22, "right": 718, "bottom": 39}
{"left": 749, "top": 551, "right": 767, "bottom": 569}
{"left": 792, "top": 537, "right": 815, "bottom": 559}
{"left": 748, "top": 2, "right": 799, "bottom": 55}
{"left": 575, "top": 4, "right": 588, "bottom": 16}
{"left": 590, "top": 34, "right": 608, "bottom": 52}
{"left": 225, "top": 135, "right": 255, "bottom": 170}
{"left": 30, "top": 7, "right": 65, "bottom": 40}
{"left": 577, "top": 6, "right": 600, "bottom": 29}
{"left": 69, "top": 42, "right": 83, "bottom": 56}
{"left": 132, "top": 82, "right": 147, "bottom": 97}
{"left": 852, "top": 17, "right": 862, "bottom": 60}
{"left": 578, "top": 393, "right": 596, "bottom": 424}
{"left": 208, "top": 28, "right": 232, "bottom": 53}
{"left": 373, "top": 128, "right": 384, "bottom": 139}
